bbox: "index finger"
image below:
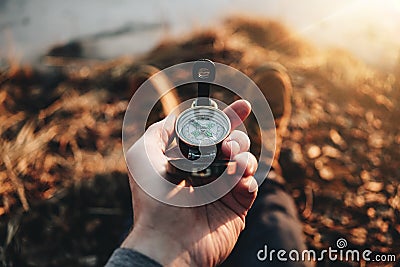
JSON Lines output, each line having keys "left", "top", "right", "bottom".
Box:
{"left": 223, "top": 100, "right": 252, "bottom": 130}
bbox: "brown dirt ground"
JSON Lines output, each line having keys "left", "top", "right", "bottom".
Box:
{"left": 0, "top": 17, "right": 399, "bottom": 266}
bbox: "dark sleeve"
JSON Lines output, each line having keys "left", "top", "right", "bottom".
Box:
{"left": 105, "top": 248, "right": 162, "bottom": 267}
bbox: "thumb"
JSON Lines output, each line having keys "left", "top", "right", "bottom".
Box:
{"left": 126, "top": 114, "right": 176, "bottom": 176}
{"left": 144, "top": 114, "right": 176, "bottom": 154}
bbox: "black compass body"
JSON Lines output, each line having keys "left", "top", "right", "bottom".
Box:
{"left": 167, "top": 60, "right": 236, "bottom": 184}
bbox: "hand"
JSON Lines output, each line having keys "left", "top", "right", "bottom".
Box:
{"left": 122, "top": 100, "right": 258, "bottom": 267}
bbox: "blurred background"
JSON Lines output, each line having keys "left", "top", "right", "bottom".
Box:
{"left": 0, "top": 0, "right": 400, "bottom": 266}
{"left": 1, "top": 0, "right": 400, "bottom": 69}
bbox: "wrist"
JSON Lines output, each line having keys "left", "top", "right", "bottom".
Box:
{"left": 121, "top": 225, "right": 193, "bottom": 267}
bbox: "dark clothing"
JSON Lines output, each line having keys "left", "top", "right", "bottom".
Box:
{"left": 220, "top": 181, "right": 310, "bottom": 267}
{"left": 105, "top": 248, "right": 162, "bottom": 267}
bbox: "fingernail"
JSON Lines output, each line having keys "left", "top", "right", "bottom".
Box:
{"left": 248, "top": 178, "right": 258, "bottom": 193}
{"left": 227, "top": 140, "right": 240, "bottom": 155}
{"left": 243, "top": 100, "right": 251, "bottom": 109}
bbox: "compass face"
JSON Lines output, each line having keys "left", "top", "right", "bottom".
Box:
{"left": 176, "top": 106, "right": 231, "bottom": 147}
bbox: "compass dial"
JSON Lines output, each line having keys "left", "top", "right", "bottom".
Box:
{"left": 176, "top": 106, "right": 231, "bottom": 147}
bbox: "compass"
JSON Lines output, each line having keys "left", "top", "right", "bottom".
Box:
{"left": 176, "top": 106, "right": 231, "bottom": 154}
{"left": 167, "top": 59, "right": 236, "bottom": 183}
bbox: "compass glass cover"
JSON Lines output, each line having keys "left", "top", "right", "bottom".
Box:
{"left": 176, "top": 106, "right": 231, "bottom": 146}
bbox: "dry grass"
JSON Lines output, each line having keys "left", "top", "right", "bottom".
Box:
{"left": 0, "top": 16, "right": 399, "bottom": 266}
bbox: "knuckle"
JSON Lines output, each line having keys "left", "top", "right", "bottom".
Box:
{"left": 230, "top": 130, "right": 250, "bottom": 150}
